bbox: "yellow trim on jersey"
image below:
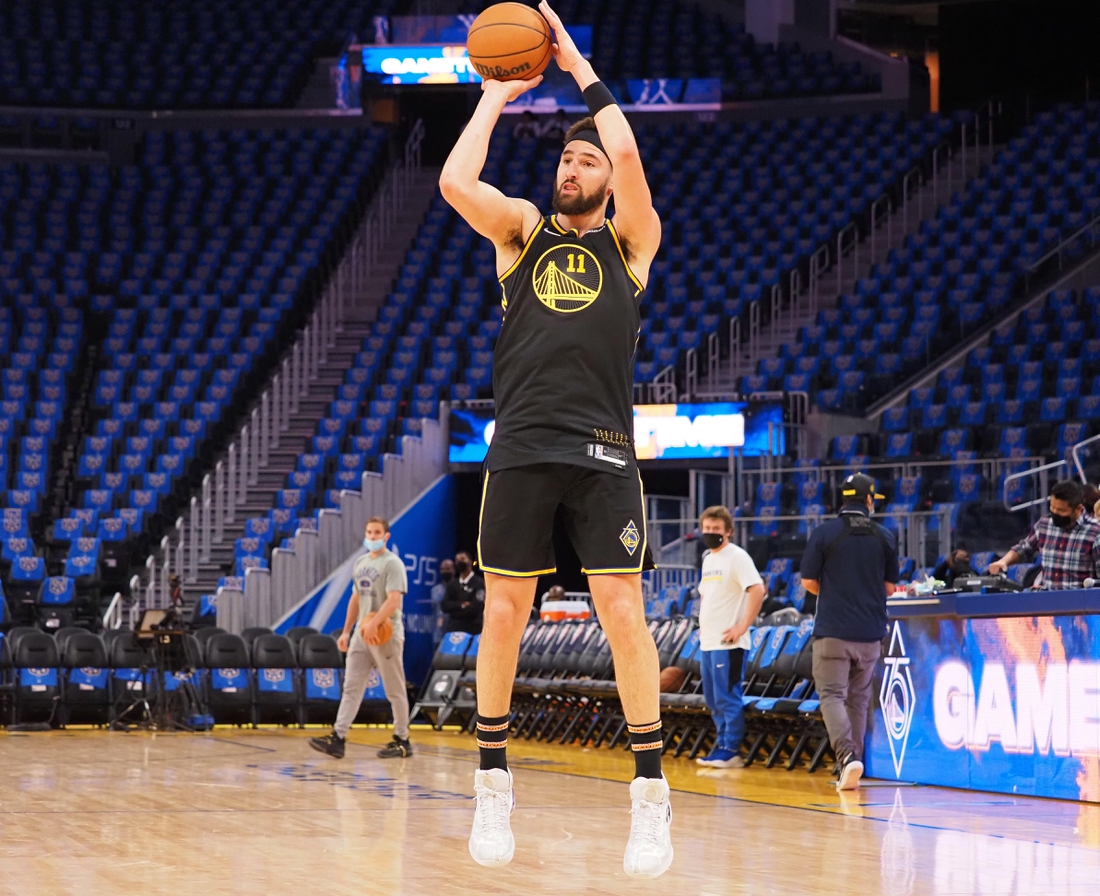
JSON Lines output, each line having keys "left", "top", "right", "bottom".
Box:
{"left": 480, "top": 564, "right": 558, "bottom": 578}
{"left": 582, "top": 566, "right": 644, "bottom": 575}
{"left": 550, "top": 214, "right": 570, "bottom": 234}
{"left": 606, "top": 220, "right": 645, "bottom": 295}
{"left": 476, "top": 469, "right": 491, "bottom": 570}
{"left": 477, "top": 470, "right": 558, "bottom": 578}
{"left": 582, "top": 471, "right": 651, "bottom": 575}
{"left": 498, "top": 221, "right": 542, "bottom": 285}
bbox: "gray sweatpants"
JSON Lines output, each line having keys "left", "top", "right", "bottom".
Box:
{"left": 334, "top": 631, "right": 410, "bottom": 740}
{"left": 811, "top": 636, "right": 882, "bottom": 761}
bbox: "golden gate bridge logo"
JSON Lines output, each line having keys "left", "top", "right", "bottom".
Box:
{"left": 532, "top": 244, "right": 602, "bottom": 313}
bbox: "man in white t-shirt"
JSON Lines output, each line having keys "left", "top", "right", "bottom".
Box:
{"left": 695, "top": 505, "right": 765, "bottom": 768}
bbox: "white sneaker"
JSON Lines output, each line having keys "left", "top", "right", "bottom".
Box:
{"left": 837, "top": 758, "right": 864, "bottom": 791}
{"left": 469, "top": 768, "right": 516, "bottom": 867}
{"left": 623, "top": 776, "right": 674, "bottom": 879}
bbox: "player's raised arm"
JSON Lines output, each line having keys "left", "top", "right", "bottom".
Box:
{"left": 439, "top": 77, "right": 545, "bottom": 265}
{"left": 538, "top": 1, "right": 661, "bottom": 267}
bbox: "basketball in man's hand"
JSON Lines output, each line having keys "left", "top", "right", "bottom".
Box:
{"left": 360, "top": 612, "right": 393, "bottom": 646}
{"left": 467, "top": 2, "right": 553, "bottom": 82}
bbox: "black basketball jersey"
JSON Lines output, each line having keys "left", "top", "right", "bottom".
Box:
{"left": 486, "top": 214, "right": 645, "bottom": 478}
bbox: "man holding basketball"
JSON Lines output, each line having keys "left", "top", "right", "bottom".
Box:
{"left": 309, "top": 517, "right": 412, "bottom": 760}
{"left": 440, "top": 1, "right": 670, "bottom": 879}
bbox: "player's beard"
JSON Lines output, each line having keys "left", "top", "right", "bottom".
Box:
{"left": 552, "top": 177, "right": 609, "bottom": 216}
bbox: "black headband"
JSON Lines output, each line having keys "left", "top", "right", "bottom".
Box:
{"left": 565, "top": 128, "right": 608, "bottom": 160}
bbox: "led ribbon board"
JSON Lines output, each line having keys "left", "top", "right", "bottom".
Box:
{"left": 633, "top": 403, "right": 745, "bottom": 459}
{"left": 448, "top": 401, "right": 784, "bottom": 463}
{"left": 360, "top": 45, "right": 480, "bottom": 84}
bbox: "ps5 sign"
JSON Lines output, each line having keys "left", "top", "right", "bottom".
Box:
{"left": 865, "top": 615, "right": 1100, "bottom": 802}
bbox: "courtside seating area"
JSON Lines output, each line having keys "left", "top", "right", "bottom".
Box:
{"left": 763, "top": 104, "right": 1100, "bottom": 415}
{"left": 421, "top": 612, "right": 837, "bottom": 771}
{"left": 0, "top": 0, "right": 398, "bottom": 110}
{"left": 0, "top": 126, "right": 388, "bottom": 625}
{"left": 457, "top": 0, "right": 877, "bottom": 98}
{"left": 0, "top": 624, "right": 384, "bottom": 728}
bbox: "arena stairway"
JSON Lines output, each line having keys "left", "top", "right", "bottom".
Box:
{"left": 163, "top": 166, "right": 443, "bottom": 608}
{"left": 700, "top": 141, "right": 998, "bottom": 397}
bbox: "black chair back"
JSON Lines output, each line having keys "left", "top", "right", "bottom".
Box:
{"left": 205, "top": 633, "right": 250, "bottom": 668}
{"left": 62, "top": 632, "right": 108, "bottom": 669}
{"left": 241, "top": 627, "right": 273, "bottom": 647}
{"left": 285, "top": 626, "right": 317, "bottom": 648}
{"left": 297, "top": 633, "right": 343, "bottom": 669}
{"left": 253, "top": 634, "right": 298, "bottom": 668}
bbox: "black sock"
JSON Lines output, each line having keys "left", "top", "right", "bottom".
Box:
{"left": 628, "top": 720, "right": 663, "bottom": 780}
{"left": 476, "top": 713, "right": 510, "bottom": 771}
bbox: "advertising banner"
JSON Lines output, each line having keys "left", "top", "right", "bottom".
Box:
{"left": 358, "top": 17, "right": 591, "bottom": 86}
{"left": 867, "top": 615, "right": 1100, "bottom": 802}
{"left": 449, "top": 400, "right": 785, "bottom": 463}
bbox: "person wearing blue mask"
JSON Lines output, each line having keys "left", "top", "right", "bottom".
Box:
{"left": 309, "top": 516, "right": 411, "bottom": 759}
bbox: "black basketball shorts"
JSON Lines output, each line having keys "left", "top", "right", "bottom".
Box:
{"left": 477, "top": 463, "right": 655, "bottom": 577}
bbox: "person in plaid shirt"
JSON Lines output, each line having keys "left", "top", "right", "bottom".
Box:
{"left": 989, "top": 480, "right": 1100, "bottom": 589}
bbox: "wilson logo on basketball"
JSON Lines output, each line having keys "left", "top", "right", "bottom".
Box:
{"left": 532, "top": 244, "right": 603, "bottom": 313}
{"left": 471, "top": 60, "right": 532, "bottom": 78}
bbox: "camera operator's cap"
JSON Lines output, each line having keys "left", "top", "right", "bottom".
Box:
{"left": 841, "top": 472, "right": 885, "bottom": 501}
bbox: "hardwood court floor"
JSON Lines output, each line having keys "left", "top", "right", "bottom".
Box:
{"left": 2, "top": 726, "right": 1100, "bottom": 896}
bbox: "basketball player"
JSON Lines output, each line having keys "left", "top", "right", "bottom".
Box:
{"left": 440, "top": 1, "right": 670, "bottom": 878}
{"left": 309, "top": 517, "right": 412, "bottom": 760}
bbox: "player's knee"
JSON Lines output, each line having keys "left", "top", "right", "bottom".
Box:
{"left": 598, "top": 593, "right": 645, "bottom": 633}
{"left": 483, "top": 595, "right": 523, "bottom": 632}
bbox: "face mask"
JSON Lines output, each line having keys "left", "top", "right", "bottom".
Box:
{"left": 455, "top": 560, "right": 471, "bottom": 574}
{"left": 1050, "top": 512, "right": 1076, "bottom": 530}
{"left": 440, "top": 571, "right": 454, "bottom": 583}
{"left": 702, "top": 533, "right": 725, "bottom": 550}
{"left": 364, "top": 537, "right": 386, "bottom": 551}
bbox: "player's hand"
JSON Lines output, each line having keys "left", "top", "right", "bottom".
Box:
{"left": 539, "top": 1, "right": 583, "bottom": 74}
{"left": 481, "top": 74, "right": 543, "bottom": 103}
{"left": 337, "top": 632, "right": 350, "bottom": 652}
{"left": 721, "top": 623, "right": 748, "bottom": 644}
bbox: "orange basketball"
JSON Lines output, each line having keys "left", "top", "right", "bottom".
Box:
{"left": 467, "top": 2, "right": 553, "bottom": 82}
{"left": 659, "top": 666, "right": 687, "bottom": 693}
{"left": 360, "top": 612, "right": 393, "bottom": 646}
